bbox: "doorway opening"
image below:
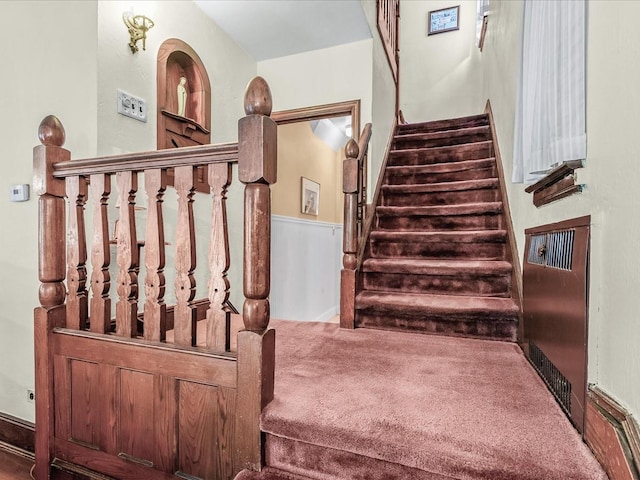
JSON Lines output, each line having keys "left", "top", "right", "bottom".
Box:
{"left": 269, "top": 100, "right": 361, "bottom": 322}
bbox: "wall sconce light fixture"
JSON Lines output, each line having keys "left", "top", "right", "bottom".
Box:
{"left": 123, "top": 11, "right": 155, "bottom": 54}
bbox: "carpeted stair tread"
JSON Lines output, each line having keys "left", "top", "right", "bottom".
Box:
{"left": 234, "top": 467, "right": 314, "bottom": 480}
{"left": 370, "top": 229, "right": 507, "bottom": 243}
{"left": 393, "top": 126, "right": 491, "bottom": 148}
{"left": 397, "top": 113, "right": 489, "bottom": 134}
{"left": 386, "top": 157, "right": 496, "bottom": 175}
{"left": 389, "top": 141, "right": 494, "bottom": 166}
{"left": 260, "top": 320, "right": 607, "bottom": 480}
{"left": 382, "top": 178, "right": 498, "bottom": 194}
{"left": 362, "top": 258, "right": 512, "bottom": 276}
{"left": 376, "top": 202, "right": 502, "bottom": 217}
{"left": 355, "top": 291, "right": 519, "bottom": 317}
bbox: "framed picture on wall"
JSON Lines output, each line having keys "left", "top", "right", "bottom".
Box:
{"left": 301, "top": 177, "right": 320, "bottom": 216}
{"left": 428, "top": 6, "right": 460, "bottom": 35}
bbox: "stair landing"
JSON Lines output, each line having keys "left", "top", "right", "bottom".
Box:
{"left": 237, "top": 319, "right": 607, "bottom": 480}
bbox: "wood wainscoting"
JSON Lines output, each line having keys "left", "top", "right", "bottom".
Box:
{"left": 586, "top": 387, "right": 640, "bottom": 480}
{"left": 0, "top": 412, "right": 34, "bottom": 453}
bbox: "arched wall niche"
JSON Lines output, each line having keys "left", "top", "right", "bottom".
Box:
{"left": 157, "top": 38, "right": 211, "bottom": 191}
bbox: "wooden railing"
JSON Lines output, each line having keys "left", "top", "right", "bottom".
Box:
{"left": 340, "top": 124, "right": 372, "bottom": 329}
{"left": 33, "top": 77, "right": 275, "bottom": 479}
{"left": 356, "top": 123, "right": 372, "bottom": 239}
{"left": 377, "top": 0, "right": 399, "bottom": 83}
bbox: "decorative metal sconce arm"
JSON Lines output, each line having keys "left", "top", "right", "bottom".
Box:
{"left": 123, "top": 12, "right": 155, "bottom": 54}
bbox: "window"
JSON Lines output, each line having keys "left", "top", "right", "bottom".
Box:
{"left": 476, "top": 0, "right": 490, "bottom": 49}
{"left": 512, "top": 0, "right": 587, "bottom": 184}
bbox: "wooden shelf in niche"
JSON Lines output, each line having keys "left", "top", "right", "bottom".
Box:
{"left": 525, "top": 159, "right": 584, "bottom": 207}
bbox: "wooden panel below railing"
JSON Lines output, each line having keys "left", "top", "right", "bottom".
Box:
{"left": 51, "top": 329, "right": 237, "bottom": 479}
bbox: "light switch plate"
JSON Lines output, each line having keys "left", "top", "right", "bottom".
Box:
{"left": 117, "top": 89, "right": 147, "bottom": 122}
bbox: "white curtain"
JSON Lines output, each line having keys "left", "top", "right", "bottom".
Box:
{"left": 513, "top": 0, "right": 587, "bottom": 184}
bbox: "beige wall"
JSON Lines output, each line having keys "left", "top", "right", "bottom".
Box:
{"left": 0, "top": 1, "right": 99, "bottom": 421}
{"left": 274, "top": 123, "right": 343, "bottom": 224}
{"left": 257, "top": 40, "right": 373, "bottom": 125}
{"left": 400, "top": 0, "right": 484, "bottom": 123}
{"left": 97, "top": 0, "right": 256, "bottom": 154}
{"left": 481, "top": 0, "right": 640, "bottom": 419}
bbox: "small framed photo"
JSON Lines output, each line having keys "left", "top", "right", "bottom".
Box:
{"left": 428, "top": 6, "right": 460, "bottom": 35}
{"left": 301, "top": 177, "right": 320, "bottom": 216}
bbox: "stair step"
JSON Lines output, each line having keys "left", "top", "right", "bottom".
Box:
{"left": 263, "top": 434, "right": 437, "bottom": 480}
{"left": 370, "top": 230, "right": 507, "bottom": 260}
{"left": 234, "top": 467, "right": 313, "bottom": 480}
{"left": 397, "top": 114, "right": 489, "bottom": 134}
{"left": 393, "top": 126, "right": 491, "bottom": 149}
{"left": 362, "top": 259, "right": 512, "bottom": 296}
{"left": 376, "top": 203, "right": 503, "bottom": 230}
{"left": 389, "top": 141, "right": 493, "bottom": 166}
{"left": 363, "top": 258, "right": 512, "bottom": 275}
{"left": 383, "top": 178, "right": 498, "bottom": 194}
{"left": 355, "top": 291, "right": 519, "bottom": 341}
{"left": 385, "top": 157, "right": 497, "bottom": 184}
{"left": 382, "top": 180, "right": 500, "bottom": 206}
{"left": 371, "top": 229, "right": 507, "bottom": 243}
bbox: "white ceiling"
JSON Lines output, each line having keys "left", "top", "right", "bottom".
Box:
{"left": 194, "top": 0, "right": 372, "bottom": 61}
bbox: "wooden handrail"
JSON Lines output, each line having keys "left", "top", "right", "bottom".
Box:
{"left": 356, "top": 123, "right": 372, "bottom": 238}
{"left": 357, "top": 123, "right": 372, "bottom": 159}
{"left": 52, "top": 142, "right": 238, "bottom": 178}
{"left": 357, "top": 116, "right": 398, "bottom": 265}
{"left": 377, "top": 0, "right": 399, "bottom": 83}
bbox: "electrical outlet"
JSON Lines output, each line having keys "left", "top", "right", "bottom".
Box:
{"left": 117, "top": 89, "right": 147, "bottom": 122}
{"left": 27, "top": 389, "right": 34, "bottom": 403}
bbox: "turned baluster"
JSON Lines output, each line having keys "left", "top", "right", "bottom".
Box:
{"left": 66, "top": 175, "right": 88, "bottom": 330}
{"left": 89, "top": 173, "right": 111, "bottom": 333}
{"left": 206, "top": 162, "right": 232, "bottom": 351}
{"left": 173, "top": 166, "right": 198, "bottom": 346}
{"left": 143, "top": 169, "right": 167, "bottom": 342}
{"left": 235, "top": 76, "right": 277, "bottom": 471}
{"left": 115, "top": 171, "right": 139, "bottom": 337}
{"left": 33, "top": 115, "right": 69, "bottom": 480}
{"left": 340, "top": 139, "right": 359, "bottom": 329}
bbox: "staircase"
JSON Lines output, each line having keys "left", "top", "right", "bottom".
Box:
{"left": 233, "top": 115, "right": 608, "bottom": 480}
{"left": 355, "top": 114, "right": 520, "bottom": 341}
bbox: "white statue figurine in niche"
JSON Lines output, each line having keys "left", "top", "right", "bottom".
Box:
{"left": 177, "top": 76, "right": 187, "bottom": 117}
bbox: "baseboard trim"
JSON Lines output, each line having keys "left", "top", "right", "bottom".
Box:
{"left": 586, "top": 386, "right": 640, "bottom": 480}
{"left": 0, "top": 412, "right": 113, "bottom": 479}
{"left": 484, "top": 100, "right": 524, "bottom": 340}
{"left": 0, "top": 411, "right": 34, "bottom": 453}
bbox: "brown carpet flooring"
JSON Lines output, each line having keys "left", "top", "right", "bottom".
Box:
{"left": 253, "top": 319, "right": 607, "bottom": 480}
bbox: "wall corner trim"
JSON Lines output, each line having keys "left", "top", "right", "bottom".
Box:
{"left": 586, "top": 386, "right": 640, "bottom": 480}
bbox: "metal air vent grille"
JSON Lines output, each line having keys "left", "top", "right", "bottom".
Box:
{"left": 526, "top": 230, "right": 574, "bottom": 271}
{"left": 529, "top": 340, "right": 572, "bottom": 416}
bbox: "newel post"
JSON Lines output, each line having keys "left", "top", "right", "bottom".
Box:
{"left": 340, "top": 139, "right": 359, "bottom": 329}
{"left": 33, "top": 115, "right": 69, "bottom": 479}
{"left": 235, "top": 77, "right": 277, "bottom": 471}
